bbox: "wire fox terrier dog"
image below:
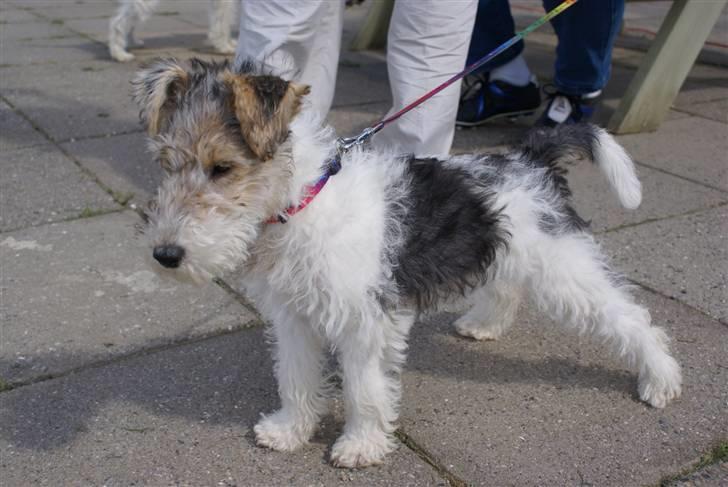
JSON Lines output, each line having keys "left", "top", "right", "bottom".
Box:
{"left": 134, "top": 58, "right": 682, "bottom": 468}
{"left": 109, "top": 0, "right": 236, "bottom": 62}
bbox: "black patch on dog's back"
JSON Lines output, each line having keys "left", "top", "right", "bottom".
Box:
{"left": 392, "top": 157, "right": 508, "bottom": 310}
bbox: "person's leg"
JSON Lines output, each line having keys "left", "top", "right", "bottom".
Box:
{"left": 375, "top": 0, "right": 477, "bottom": 157}
{"left": 456, "top": 0, "right": 540, "bottom": 127}
{"left": 537, "top": 0, "right": 624, "bottom": 126}
{"left": 544, "top": 0, "right": 625, "bottom": 95}
{"left": 467, "top": 0, "right": 523, "bottom": 71}
{"left": 234, "top": 1, "right": 344, "bottom": 117}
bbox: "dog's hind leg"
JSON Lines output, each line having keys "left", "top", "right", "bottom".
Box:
{"left": 109, "top": 0, "right": 159, "bottom": 62}
{"left": 208, "top": 0, "right": 237, "bottom": 54}
{"left": 454, "top": 280, "right": 523, "bottom": 341}
{"left": 254, "top": 307, "right": 329, "bottom": 452}
{"left": 330, "top": 311, "right": 413, "bottom": 468}
{"left": 525, "top": 231, "right": 682, "bottom": 408}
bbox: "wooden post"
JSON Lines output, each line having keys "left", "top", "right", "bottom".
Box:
{"left": 608, "top": 0, "right": 727, "bottom": 134}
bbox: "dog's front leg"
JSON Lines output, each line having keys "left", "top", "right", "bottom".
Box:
{"left": 254, "top": 309, "right": 327, "bottom": 452}
{"left": 330, "top": 322, "right": 400, "bottom": 468}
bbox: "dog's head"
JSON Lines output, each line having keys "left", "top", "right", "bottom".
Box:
{"left": 133, "top": 58, "right": 310, "bottom": 282}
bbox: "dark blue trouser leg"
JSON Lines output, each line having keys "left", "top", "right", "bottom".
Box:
{"left": 466, "top": 0, "right": 522, "bottom": 71}
{"left": 467, "top": 0, "right": 625, "bottom": 95}
{"left": 544, "top": 0, "right": 625, "bottom": 95}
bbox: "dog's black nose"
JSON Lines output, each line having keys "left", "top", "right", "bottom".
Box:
{"left": 153, "top": 244, "right": 185, "bottom": 268}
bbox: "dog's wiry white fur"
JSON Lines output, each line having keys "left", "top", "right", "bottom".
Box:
{"left": 138, "top": 62, "right": 682, "bottom": 468}
{"left": 109, "top": 0, "right": 237, "bottom": 62}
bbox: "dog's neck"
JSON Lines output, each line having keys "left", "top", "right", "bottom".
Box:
{"left": 281, "top": 110, "right": 339, "bottom": 214}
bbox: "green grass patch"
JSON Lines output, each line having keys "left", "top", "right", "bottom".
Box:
{"left": 112, "top": 191, "right": 135, "bottom": 206}
{"left": 0, "top": 377, "right": 13, "bottom": 392}
{"left": 50, "top": 18, "right": 64, "bottom": 25}
{"left": 659, "top": 441, "right": 728, "bottom": 486}
{"left": 78, "top": 207, "right": 109, "bottom": 219}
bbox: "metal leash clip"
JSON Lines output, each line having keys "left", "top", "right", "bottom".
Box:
{"left": 335, "top": 125, "right": 379, "bottom": 157}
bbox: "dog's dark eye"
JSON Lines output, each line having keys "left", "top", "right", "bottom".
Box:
{"left": 211, "top": 164, "right": 232, "bottom": 179}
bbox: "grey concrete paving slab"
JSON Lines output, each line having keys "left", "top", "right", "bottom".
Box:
{"left": 618, "top": 117, "right": 728, "bottom": 192}
{"left": 0, "top": 20, "right": 72, "bottom": 42}
{"left": 64, "top": 14, "right": 206, "bottom": 43}
{"left": 453, "top": 123, "right": 528, "bottom": 153}
{"left": 61, "top": 131, "right": 160, "bottom": 205}
{"left": 0, "top": 145, "right": 118, "bottom": 232}
{"left": 0, "top": 330, "right": 443, "bottom": 486}
{"left": 677, "top": 98, "right": 728, "bottom": 125}
{"left": 0, "top": 35, "right": 108, "bottom": 66}
{"left": 568, "top": 159, "right": 728, "bottom": 234}
{"left": 603, "top": 205, "right": 728, "bottom": 323}
{"left": 0, "top": 211, "right": 258, "bottom": 384}
{"left": 21, "top": 0, "right": 117, "bottom": 21}
{"left": 0, "top": 100, "right": 47, "bottom": 150}
{"left": 327, "top": 101, "right": 389, "bottom": 140}
{"left": 333, "top": 60, "right": 391, "bottom": 108}
{"left": 400, "top": 289, "right": 727, "bottom": 486}
{"left": 6, "top": 0, "right": 114, "bottom": 8}
{"left": 0, "top": 60, "right": 141, "bottom": 141}
{"left": 675, "top": 79, "right": 728, "bottom": 110}
{"left": 0, "top": 7, "right": 39, "bottom": 24}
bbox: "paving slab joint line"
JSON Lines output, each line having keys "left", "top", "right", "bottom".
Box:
{"left": 394, "top": 428, "right": 470, "bottom": 487}
{"left": 671, "top": 98, "right": 728, "bottom": 118}
{"left": 55, "top": 128, "right": 146, "bottom": 146}
{"left": 24, "top": 8, "right": 107, "bottom": 48}
{"left": 0, "top": 317, "right": 264, "bottom": 394}
{"left": 0, "top": 94, "right": 135, "bottom": 208}
{"left": 213, "top": 277, "right": 265, "bottom": 323}
{"left": 0, "top": 206, "right": 128, "bottom": 235}
{"left": 596, "top": 200, "right": 728, "bottom": 236}
{"left": 627, "top": 277, "right": 728, "bottom": 328}
{"left": 633, "top": 159, "right": 728, "bottom": 195}
{"left": 656, "top": 440, "right": 728, "bottom": 487}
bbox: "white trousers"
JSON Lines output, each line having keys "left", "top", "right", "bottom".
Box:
{"left": 235, "top": 0, "right": 477, "bottom": 157}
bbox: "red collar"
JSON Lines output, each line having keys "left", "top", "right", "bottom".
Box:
{"left": 266, "top": 156, "right": 341, "bottom": 224}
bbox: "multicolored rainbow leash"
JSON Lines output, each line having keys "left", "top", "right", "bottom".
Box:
{"left": 269, "top": 0, "right": 579, "bottom": 224}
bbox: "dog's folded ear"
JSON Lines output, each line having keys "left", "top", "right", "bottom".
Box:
{"left": 223, "top": 73, "right": 310, "bottom": 161}
{"left": 132, "top": 58, "right": 189, "bottom": 135}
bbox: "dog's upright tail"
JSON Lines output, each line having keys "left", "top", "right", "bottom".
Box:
{"left": 520, "top": 124, "right": 642, "bottom": 209}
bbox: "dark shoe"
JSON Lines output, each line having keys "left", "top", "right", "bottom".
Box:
{"left": 456, "top": 74, "right": 541, "bottom": 127}
{"left": 536, "top": 86, "right": 601, "bottom": 127}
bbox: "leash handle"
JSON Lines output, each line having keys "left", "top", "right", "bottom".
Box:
{"left": 336, "top": 0, "right": 579, "bottom": 153}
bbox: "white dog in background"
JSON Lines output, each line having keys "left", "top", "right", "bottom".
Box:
{"left": 109, "top": 0, "right": 237, "bottom": 62}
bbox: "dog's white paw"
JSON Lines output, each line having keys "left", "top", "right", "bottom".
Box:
{"left": 454, "top": 318, "right": 501, "bottom": 341}
{"left": 254, "top": 412, "right": 311, "bottom": 452}
{"left": 110, "top": 48, "right": 135, "bottom": 62}
{"left": 638, "top": 355, "right": 682, "bottom": 408}
{"left": 330, "top": 431, "right": 394, "bottom": 468}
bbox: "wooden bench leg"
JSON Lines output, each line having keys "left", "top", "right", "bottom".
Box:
{"left": 608, "top": 0, "right": 727, "bottom": 134}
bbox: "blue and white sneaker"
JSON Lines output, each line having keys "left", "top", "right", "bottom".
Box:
{"left": 536, "top": 86, "right": 602, "bottom": 127}
{"left": 456, "top": 74, "right": 541, "bottom": 127}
